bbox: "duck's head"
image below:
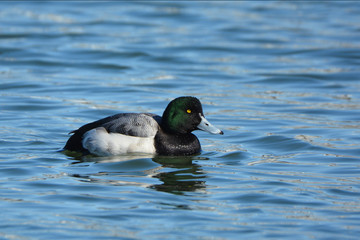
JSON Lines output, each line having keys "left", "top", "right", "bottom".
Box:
{"left": 162, "top": 96, "right": 224, "bottom": 135}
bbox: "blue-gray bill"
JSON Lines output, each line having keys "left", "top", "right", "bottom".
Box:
{"left": 197, "top": 115, "right": 224, "bottom": 135}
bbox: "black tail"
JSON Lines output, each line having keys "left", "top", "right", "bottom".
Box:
{"left": 64, "top": 130, "right": 86, "bottom": 152}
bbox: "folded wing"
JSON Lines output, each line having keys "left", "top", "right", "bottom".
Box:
{"left": 64, "top": 113, "right": 161, "bottom": 152}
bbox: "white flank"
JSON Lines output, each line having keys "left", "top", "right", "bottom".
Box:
{"left": 82, "top": 127, "right": 156, "bottom": 156}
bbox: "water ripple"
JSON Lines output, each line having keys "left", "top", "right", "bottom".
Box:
{"left": 1, "top": 1, "right": 360, "bottom": 240}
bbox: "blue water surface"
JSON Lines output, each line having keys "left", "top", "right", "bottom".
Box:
{"left": 1, "top": 1, "right": 360, "bottom": 239}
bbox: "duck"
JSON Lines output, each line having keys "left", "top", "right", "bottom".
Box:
{"left": 63, "top": 96, "right": 223, "bottom": 156}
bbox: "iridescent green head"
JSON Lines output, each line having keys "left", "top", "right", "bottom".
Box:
{"left": 162, "top": 96, "right": 223, "bottom": 135}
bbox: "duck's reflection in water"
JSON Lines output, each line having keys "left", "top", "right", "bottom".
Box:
{"left": 68, "top": 153, "right": 209, "bottom": 195}
{"left": 151, "top": 156, "right": 207, "bottom": 194}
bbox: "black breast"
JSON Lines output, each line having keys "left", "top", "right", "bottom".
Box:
{"left": 154, "top": 130, "right": 201, "bottom": 156}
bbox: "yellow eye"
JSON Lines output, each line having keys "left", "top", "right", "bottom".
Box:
{"left": 186, "top": 109, "right": 192, "bottom": 114}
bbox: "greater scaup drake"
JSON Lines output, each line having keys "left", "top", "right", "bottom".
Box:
{"left": 64, "top": 96, "right": 223, "bottom": 156}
